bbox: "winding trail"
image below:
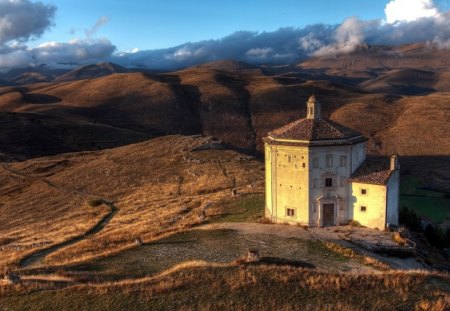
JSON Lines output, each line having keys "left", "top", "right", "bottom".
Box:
{"left": 19, "top": 201, "right": 117, "bottom": 268}
{"left": 0, "top": 163, "right": 118, "bottom": 268}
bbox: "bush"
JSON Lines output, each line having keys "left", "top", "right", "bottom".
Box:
{"left": 399, "top": 207, "right": 421, "bottom": 232}
{"left": 87, "top": 198, "right": 104, "bottom": 207}
{"left": 424, "top": 224, "right": 449, "bottom": 249}
{"left": 349, "top": 220, "right": 361, "bottom": 227}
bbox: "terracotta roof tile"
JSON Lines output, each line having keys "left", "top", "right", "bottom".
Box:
{"left": 263, "top": 135, "right": 367, "bottom": 147}
{"left": 268, "top": 118, "right": 362, "bottom": 141}
{"left": 350, "top": 158, "right": 394, "bottom": 185}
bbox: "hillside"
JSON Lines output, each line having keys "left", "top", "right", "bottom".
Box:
{"left": 0, "top": 135, "right": 448, "bottom": 310}
{"left": 11, "top": 72, "right": 51, "bottom": 85}
{"left": 299, "top": 43, "right": 450, "bottom": 70}
{"left": 2, "top": 264, "right": 449, "bottom": 310}
{"left": 360, "top": 69, "right": 438, "bottom": 95}
{"left": 0, "top": 112, "right": 150, "bottom": 160}
{"left": 55, "top": 62, "right": 129, "bottom": 82}
{"left": 0, "top": 135, "right": 264, "bottom": 269}
{"left": 196, "top": 60, "right": 257, "bottom": 71}
{"left": 0, "top": 63, "right": 448, "bottom": 191}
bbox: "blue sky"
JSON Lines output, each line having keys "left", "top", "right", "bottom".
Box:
{"left": 2, "top": 0, "right": 450, "bottom": 70}
{"left": 31, "top": 0, "right": 413, "bottom": 51}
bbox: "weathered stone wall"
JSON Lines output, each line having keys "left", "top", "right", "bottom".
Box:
{"left": 350, "top": 182, "right": 387, "bottom": 229}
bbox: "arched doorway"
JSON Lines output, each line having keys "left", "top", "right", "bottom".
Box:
{"left": 322, "top": 203, "right": 335, "bottom": 226}
{"left": 315, "top": 194, "right": 344, "bottom": 227}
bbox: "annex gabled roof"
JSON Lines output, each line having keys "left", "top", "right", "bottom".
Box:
{"left": 349, "top": 158, "right": 394, "bottom": 185}
{"left": 268, "top": 118, "right": 363, "bottom": 141}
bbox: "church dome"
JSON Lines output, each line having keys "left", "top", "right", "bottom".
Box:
{"left": 265, "top": 95, "right": 367, "bottom": 146}
{"left": 268, "top": 118, "right": 362, "bottom": 141}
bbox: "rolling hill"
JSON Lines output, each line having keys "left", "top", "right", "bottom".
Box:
{"left": 54, "top": 62, "right": 129, "bottom": 82}
{"left": 299, "top": 43, "right": 450, "bottom": 70}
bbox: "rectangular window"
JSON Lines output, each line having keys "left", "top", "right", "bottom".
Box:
{"left": 313, "top": 178, "right": 318, "bottom": 188}
{"left": 286, "top": 208, "right": 295, "bottom": 217}
{"left": 361, "top": 189, "right": 367, "bottom": 195}
{"left": 340, "top": 156, "right": 347, "bottom": 167}
{"left": 288, "top": 155, "right": 292, "bottom": 163}
{"left": 325, "top": 178, "right": 333, "bottom": 187}
{"left": 326, "top": 154, "right": 333, "bottom": 168}
{"left": 313, "top": 157, "right": 318, "bottom": 168}
{"left": 360, "top": 206, "right": 367, "bottom": 212}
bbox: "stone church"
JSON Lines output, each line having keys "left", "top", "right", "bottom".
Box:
{"left": 263, "top": 95, "right": 399, "bottom": 230}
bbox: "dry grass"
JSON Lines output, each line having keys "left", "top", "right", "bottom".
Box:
{"left": 1, "top": 262, "right": 448, "bottom": 310}
{"left": 0, "top": 135, "right": 264, "bottom": 270}
{"left": 323, "top": 241, "right": 390, "bottom": 270}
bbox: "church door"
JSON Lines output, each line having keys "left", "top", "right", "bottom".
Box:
{"left": 322, "top": 204, "right": 335, "bottom": 226}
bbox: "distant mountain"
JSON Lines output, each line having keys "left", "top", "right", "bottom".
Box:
{"left": 195, "top": 60, "right": 257, "bottom": 71}
{"left": 360, "top": 68, "right": 438, "bottom": 95}
{"left": 0, "top": 58, "right": 448, "bottom": 191}
{"left": 0, "top": 65, "right": 69, "bottom": 82}
{"left": 0, "top": 78, "right": 14, "bottom": 87}
{"left": 54, "top": 62, "right": 129, "bottom": 82}
{"left": 299, "top": 43, "right": 450, "bottom": 70}
{"left": 10, "top": 72, "right": 51, "bottom": 85}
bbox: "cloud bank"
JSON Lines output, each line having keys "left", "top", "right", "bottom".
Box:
{"left": 1, "top": 0, "right": 450, "bottom": 71}
{"left": 113, "top": 0, "right": 450, "bottom": 69}
{"left": 0, "top": 1, "right": 115, "bottom": 70}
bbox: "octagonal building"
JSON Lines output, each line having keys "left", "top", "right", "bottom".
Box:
{"left": 263, "top": 95, "right": 399, "bottom": 229}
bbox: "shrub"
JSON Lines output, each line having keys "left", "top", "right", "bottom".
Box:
{"left": 349, "top": 220, "right": 361, "bottom": 227}
{"left": 399, "top": 207, "right": 421, "bottom": 232}
{"left": 87, "top": 198, "right": 104, "bottom": 207}
{"left": 424, "top": 224, "right": 449, "bottom": 249}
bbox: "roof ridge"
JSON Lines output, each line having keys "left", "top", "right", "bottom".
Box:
{"left": 268, "top": 116, "right": 363, "bottom": 142}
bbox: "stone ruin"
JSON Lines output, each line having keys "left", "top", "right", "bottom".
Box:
{"left": 246, "top": 249, "right": 260, "bottom": 262}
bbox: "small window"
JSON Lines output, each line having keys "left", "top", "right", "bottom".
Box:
{"left": 313, "top": 158, "right": 319, "bottom": 168}
{"left": 288, "top": 155, "right": 292, "bottom": 163}
{"left": 302, "top": 163, "right": 306, "bottom": 168}
{"left": 313, "top": 178, "right": 318, "bottom": 189}
{"left": 360, "top": 206, "right": 367, "bottom": 212}
{"left": 325, "top": 178, "right": 333, "bottom": 187}
{"left": 286, "top": 208, "right": 295, "bottom": 217}
{"left": 361, "top": 189, "right": 367, "bottom": 195}
{"left": 340, "top": 156, "right": 347, "bottom": 167}
{"left": 326, "top": 155, "right": 333, "bottom": 168}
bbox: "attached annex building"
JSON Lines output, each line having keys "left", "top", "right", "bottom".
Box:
{"left": 264, "top": 95, "right": 399, "bottom": 230}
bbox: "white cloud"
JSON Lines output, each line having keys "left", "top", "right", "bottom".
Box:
{"left": 0, "top": 0, "right": 56, "bottom": 45}
{"left": 85, "top": 16, "right": 110, "bottom": 38}
{"left": 385, "top": 0, "right": 440, "bottom": 24}
{"left": 0, "top": 49, "right": 32, "bottom": 69}
{"left": 31, "top": 38, "right": 116, "bottom": 63}
{"left": 246, "top": 47, "right": 273, "bottom": 58}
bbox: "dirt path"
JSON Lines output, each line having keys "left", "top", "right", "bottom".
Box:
{"left": 0, "top": 163, "right": 118, "bottom": 268}
{"left": 19, "top": 201, "right": 117, "bottom": 268}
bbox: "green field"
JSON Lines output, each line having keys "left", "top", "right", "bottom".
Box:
{"left": 210, "top": 193, "right": 265, "bottom": 223}
{"left": 400, "top": 175, "right": 450, "bottom": 224}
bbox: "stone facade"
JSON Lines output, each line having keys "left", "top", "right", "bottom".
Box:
{"left": 264, "top": 95, "right": 399, "bottom": 230}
